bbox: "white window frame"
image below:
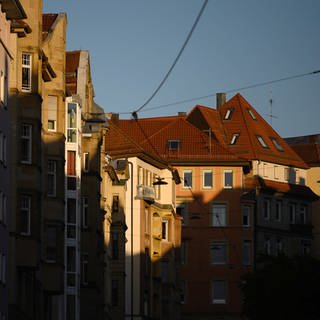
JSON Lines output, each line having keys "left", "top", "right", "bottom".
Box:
{"left": 223, "top": 170, "right": 233, "bottom": 189}
{"left": 230, "top": 133, "right": 239, "bottom": 145}
{"left": 21, "top": 124, "right": 32, "bottom": 164}
{"left": 203, "top": 170, "right": 213, "bottom": 189}
{"left": 47, "top": 160, "right": 56, "bottom": 197}
{"left": 211, "top": 241, "right": 227, "bottom": 265}
{"left": 0, "top": 69, "right": 7, "bottom": 105}
{"left": 256, "top": 135, "right": 268, "bottom": 148}
{"left": 168, "top": 139, "right": 180, "bottom": 151}
{"left": 20, "top": 195, "right": 31, "bottom": 235}
{"left": 289, "top": 203, "right": 296, "bottom": 224}
{"left": 212, "top": 204, "right": 227, "bottom": 227}
{"left": 247, "top": 108, "right": 257, "bottom": 120}
{"left": 81, "top": 197, "right": 88, "bottom": 228}
{"left": 47, "top": 95, "right": 58, "bottom": 132}
{"left": 82, "top": 253, "right": 89, "bottom": 285}
{"left": 224, "top": 108, "right": 233, "bottom": 120}
{"left": 161, "top": 219, "right": 169, "bottom": 241}
{"left": 212, "top": 280, "right": 227, "bottom": 304}
{"left": 276, "top": 238, "right": 283, "bottom": 255}
{"left": 271, "top": 138, "right": 284, "bottom": 151}
{"left": 242, "top": 205, "right": 251, "bottom": 227}
{"left": 264, "top": 237, "right": 271, "bottom": 255}
{"left": 183, "top": 170, "right": 192, "bottom": 188}
{"left": 299, "top": 205, "right": 307, "bottom": 224}
{"left": 22, "top": 52, "right": 32, "bottom": 92}
{"left": 242, "top": 240, "right": 251, "bottom": 266}
{"left": 263, "top": 199, "right": 270, "bottom": 221}
{"left": 275, "top": 201, "right": 282, "bottom": 222}
{"left": 176, "top": 203, "right": 187, "bottom": 226}
{"left": 83, "top": 152, "right": 89, "bottom": 172}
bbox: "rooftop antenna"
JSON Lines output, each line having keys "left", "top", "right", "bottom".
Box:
{"left": 266, "top": 90, "right": 277, "bottom": 126}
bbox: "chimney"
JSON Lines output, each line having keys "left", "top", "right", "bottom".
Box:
{"left": 110, "top": 113, "right": 119, "bottom": 125}
{"left": 216, "top": 93, "right": 226, "bottom": 109}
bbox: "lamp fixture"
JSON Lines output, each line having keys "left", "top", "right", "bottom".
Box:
{"left": 153, "top": 177, "right": 168, "bottom": 185}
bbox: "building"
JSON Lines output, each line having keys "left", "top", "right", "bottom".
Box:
{"left": 104, "top": 117, "right": 182, "bottom": 319}
{"left": 285, "top": 134, "right": 320, "bottom": 259}
{"left": 0, "top": 0, "right": 27, "bottom": 318}
{"left": 65, "top": 50, "right": 106, "bottom": 319}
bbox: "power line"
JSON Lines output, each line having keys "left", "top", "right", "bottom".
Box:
{"left": 124, "top": 69, "right": 320, "bottom": 115}
{"left": 132, "top": 0, "right": 209, "bottom": 117}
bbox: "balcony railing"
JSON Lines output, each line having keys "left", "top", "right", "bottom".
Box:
{"left": 136, "top": 184, "right": 155, "bottom": 201}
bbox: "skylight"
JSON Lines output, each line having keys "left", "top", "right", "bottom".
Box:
{"left": 168, "top": 140, "right": 180, "bottom": 150}
{"left": 256, "top": 135, "right": 268, "bottom": 148}
{"left": 247, "top": 109, "right": 257, "bottom": 120}
{"left": 271, "top": 138, "right": 284, "bottom": 151}
{"left": 230, "top": 133, "right": 239, "bottom": 145}
{"left": 224, "top": 108, "right": 234, "bottom": 120}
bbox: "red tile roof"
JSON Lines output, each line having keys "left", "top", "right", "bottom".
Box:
{"left": 244, "top": 176, "right": 318, "bottom": 200}
{"left": 66, "top": 51, "right": 80, "bottom": 95}
{"left": 285, "top": 135, "right": 320, "bottom": 167}
{"left": 108, "top": 115, "right": 247, "bottom": 165}
{"left": 42, "top": 13, "right": 58, "bottom": 41}
{"left": 187, "top": 93, "right": 307, "bottom": 168}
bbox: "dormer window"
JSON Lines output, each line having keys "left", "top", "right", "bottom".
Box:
{"left": 256, "top": 135, "right": 268, "bottom": 148}
{"left": 247, "top": 109, "right": 256, "bottom": 120}
{"left": 230, "top": 133, "right": 239, "bottom": 145}
{"left": 270, "top": 138, "right": 284, "bottom": 151}
{"left": 168, "top": 140, "right": 180, "bottom": 151}
{"left": 224, "top": 108, "right": 234, "bottom": 120}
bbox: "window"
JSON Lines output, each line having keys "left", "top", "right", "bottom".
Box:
{"left": 211, "top": 241, "right": 227, "bottom": 264}
{"left": 256, "top": 135, "right": 268, "bottom": 148}
{"left": 276, "top": 238, "right": 283, "bottom": 255}
{"left": 230, "top": 133, "right": 239, "bottom": 145}
{"left": 284, "top": 167, "right": 290, "bottom": 182}
{"left": 112, "top": 195, "right": 119, "bottom": 212}
{"left": 264, "top": 237, "right": 271, "bottom": 255}
{"left": 45, "top": 226, "right": 57, "bottom": 262}
{"left": 301, "top": 239, "right": 311, "bottom": 255}
{"left": 67, "top": 246, "right": 76, "bottom": 287}
{"left": 275, "top": 201, "right": 282, "bottom": 222}
{"left": 161, "top": 261, "right": 169, "bottom": 282}
{"left": 67, "top": 103, "right": 77, "bottom": 142}
{"left": 212, "top": 280, "right": 227, "bottom": 304}
{"left": 180, "top": 280, "right": 186, "bottom": 304}
{"left": 82, "top": 253, "right": 88, "bottom": 285}
{"left": 111, "top": 280, "right": 119, "bottom": 306}
{"left": 212, "top": 204, "right": 226, "bottom": 227}
{"left": 223, "top": 170, "right": 233, "bottom": 189}
{"left": 263, "top": 199, "right": 270, "bottom": 221}
{"left": 162, "top": 220, "right": 168, "bottom": 240}
{"left": 111, "top": 232, "right": 119, "bottom": 260}
{"left": 224, "top": 108, "right": 234, "bottom": 120}
{"left": 242, "top": 205, "right": 251, "bottom": 227}
{"left": 242, "top": 240, "right": 251, "bottom": 266}
{"left": 82, "top": 197, "right": 88, "bottom": 228}
{"left": 271, "top": 138, "right": 284, "bottom": 151}
{"left": 176, "top": 203, "right": 187, "bottom": 226}
{"left": 66, "top": 295, "right": 76, "bottom": 320}
{"left": 21, "top": 124, "right": 32, "bottom": 163}
{"left": 67, "top": 199, "right": 76, "bottom": 239}
{"left": 67, "top": 151, "right": 76, "bottom": 190}
{"left": 0, "top": 69, "right": 7, "bottom": 105}
{"left": 289, "top": 203, "right": 296, "bottom": 224}
{"left": 247, "top": 108, "right": 256, "bottom": 120}
{"left": 0, "top": 132, "right": 3, "bottom": 163}
{"left": 47, "top": 95, "right": 57, "bottom": 131}
{"left": 183, "top": 170, "right": 192, "bottom": 188}
{"left": 22, "top": 52, "right": 32, "bottom": 92}
{"left": 299, "top": 205, "right": 307, "bottom": 224}
{"left": 181, "top": 241, "right": 187, "bottom": 265}
{"left": 203, "top": 170, "right": 213, "bottom": 188}
{"left": 0, "top": 253, "right": 6, "bottom": 284}
{"left": 83, "top": 152, "right": 89, "bottom": 172}
{"left": 168, "top": 139, "right": 180, "bottom": 150}
{"left": 47, "top": 160, "right": 56, "bottom": 197}
{"left": 20, "top": 195, "right": 31, "bottom": 235}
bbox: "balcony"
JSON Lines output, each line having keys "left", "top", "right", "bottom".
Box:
{"left": 136, "top": 184, "right": 155, "bottom": 201}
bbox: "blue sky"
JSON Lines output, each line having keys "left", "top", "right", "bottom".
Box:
{"left": 43, "top": 0, "right": 320, "bottom": 138}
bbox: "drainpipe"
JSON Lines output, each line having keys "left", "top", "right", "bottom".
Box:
{"left": 127, "top": 160, "right": 134, "bottom": 320}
